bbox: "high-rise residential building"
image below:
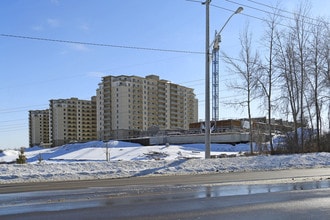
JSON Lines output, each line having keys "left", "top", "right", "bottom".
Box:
{"left": 49, "top": 97, "right": 97, "bottom": 146}
{"left": 29, "top": 109, "right": 50, "bottom": 147}
{"left": 96, "top": 74, "right": 198, "bottom": 140}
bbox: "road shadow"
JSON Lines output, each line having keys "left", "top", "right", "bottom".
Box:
{"left": 132, "top": 159, "right": 188, "bottom": 177}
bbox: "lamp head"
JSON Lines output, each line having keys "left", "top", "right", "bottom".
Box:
{"left": 235, "top": 7, "right": 243, "bottom": 14}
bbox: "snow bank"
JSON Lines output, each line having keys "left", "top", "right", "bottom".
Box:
{"left": 1, "top": 141, "right": 330, "bottom": 184}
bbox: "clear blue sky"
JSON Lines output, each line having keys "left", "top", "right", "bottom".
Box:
{"left": 1, "top": 0, "right": 329, "bottom": 149}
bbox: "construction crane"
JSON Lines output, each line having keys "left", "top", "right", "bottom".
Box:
{"left": 212, "top": 32, "right": 221, "bottom": 123}
{"left": 211, "top": 7, "right": 244, "bottom": 128}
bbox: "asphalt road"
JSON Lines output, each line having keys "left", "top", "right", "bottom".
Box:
{"left": 1, "top": 168, "right": 330, "bottom": 219}
{"left": 2, "top": 167, "right": 330, "bottom": 193}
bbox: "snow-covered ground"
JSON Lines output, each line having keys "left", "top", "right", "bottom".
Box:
{"left": 0, "top": 140, "right": 330, "bottom": 184}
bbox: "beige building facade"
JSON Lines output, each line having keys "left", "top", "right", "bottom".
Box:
{"left": 29, "top": 109, "right": 50, "bottom": 147}
{"left": 29, "top": 75, "right": 198, "bottom": 147}
{"left": 97, "top": 74, "right": 198, "bottom": 140}
{"left": 49, "top": 97, "right": 97, "bottom": 146}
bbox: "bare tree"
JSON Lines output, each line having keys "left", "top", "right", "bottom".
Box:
{"left": 257, "top": 3, "right": 282, "bottom": 154}
{"left": 291, "top": 2, "right": 311, "bottom": 152}
{"left": 323, "top": 23, "right": 330, "bottom": 136}
{"left": 275, "top": 31, "right": 301, "bottom": 153}
{"left": 305, "top": 17, "right": 328, "bottom": 151}
{"left": 222, "top": 25, "right": 260, "bottom": 154}
{"left": 274, "top": 2, "right": 313, "bottom": 153}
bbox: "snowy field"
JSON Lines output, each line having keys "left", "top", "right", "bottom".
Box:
{"left": 1, "top": 140, "right": 330, "bottom": 184}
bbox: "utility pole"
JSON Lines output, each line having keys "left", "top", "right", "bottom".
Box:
{"left": 203, "top": 0, "right": 211, "bottom": 159}
{"left": 197, "top": 0, "right": 242, "bottom": 159}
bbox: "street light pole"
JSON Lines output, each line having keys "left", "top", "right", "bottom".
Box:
{"left": 203, "top": 0, "right": 211, "bottom": 159}
{"left": 203, "top": 2, "right": 243, "bottom": 159}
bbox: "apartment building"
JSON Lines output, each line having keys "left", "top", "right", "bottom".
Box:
{"left": 29, "top": 109, "right": 50, "bottom": 147}
{"left": 49, "top": 97, "right": 97, "bottom": 146}
{"left": 96, "top": 74, "right": 198, "bottom": 140}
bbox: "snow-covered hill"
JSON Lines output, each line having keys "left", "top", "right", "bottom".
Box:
{"left": 0, "top": 140, "right": 329, "bottom": 184}
{"left": 0, "top": 141, "right": 250, "bottom": 163}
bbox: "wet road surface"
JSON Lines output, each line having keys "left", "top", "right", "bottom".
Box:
{"left": 1, "top": 168, "right": 330, "bottom": 219}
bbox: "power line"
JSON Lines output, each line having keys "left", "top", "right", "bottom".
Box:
{"left": 211, "top": 4, "right": 265, "bottom": 22}
{"left": 0, "top": 34, "right": 204, "bottom": 55}
{"left": 1, "top": 6, "right": 323, "bottom": 75}
{"left": 247, "top": 0, "right": 329, "bottom": 25}
{"left": 223, "top": 0, "right": 325, "bottom": 28}
{"left": 0, "top": 123, "right": 28, "bottom": 129}
{"left": 0, "top": 127, "right": 27, "bottom": 133}
{"left": 223, "top": 0, "right": 293, "bottom": 21}
{"left": 247, "top": 0, "right": 295, "bottom": 15}
{"left": 186, "top": 0, "right": 203, "bottom": 3}
{"left": 209, "top": 3, "right": 312, "bottom": 34}
{"left": 0, "top": 78, "right": 205, "bottom": 114}
{"left": 1, "top": 4, "right": 324, "bottom": 105}
{"left": 0, "top": 104, "right": 48, "bottom": 113}
{"left": 0, "top": 73, "right": 85, "bottom": 90}
{"left": 0, "top": 118, "right": 26, "bottom": 123}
